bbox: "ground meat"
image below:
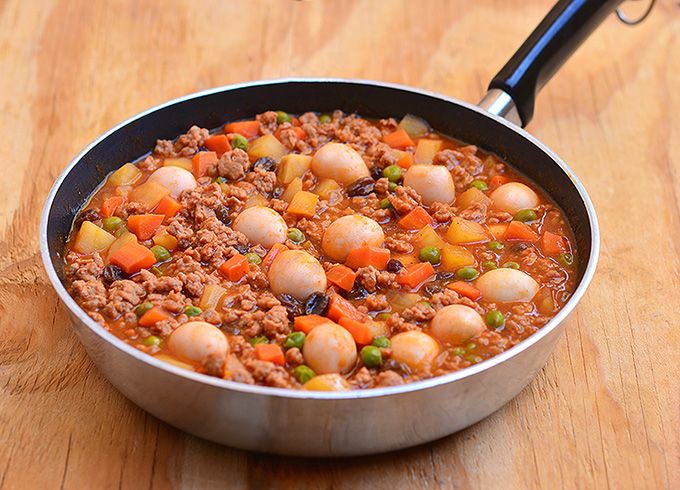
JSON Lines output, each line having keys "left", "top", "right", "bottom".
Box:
{"left": 285, "top": 347, "right": 304, "bottom": 366}
{"left": 70, "top": 279, "right": 107, "bottom": 311}
{"left": 261, "top": 305, "right": 291, "bottom": 341}
{"left": 136, "top": 269, "right": 182, "bottom": 294}
{"left": 257, "top": 111, "right": 278, "bottom": 134}
{"left": 102, "top": 280, "right": 146, "bottom": 319}
{"left": 225, "top": 354, "right": 255, "bottom": 384}
{"left": 429, "top": 289, "right": 482, "bottom": 313}
{"left": 276, "top": 123, "right": 302, "bottom": 150}
{"left": 154, "top": 125, "right": 208, "bottom": 158}
{"left": 351, "top": 195, "right": 391, "bottom": 222}
{"left": 164, "top": 253, "right": 217, "bottom": 298}
{"left": 218, "top": 149, "right": 251, "bottom": 180}
{"left": 373, "top": 177, "right": 390, "bottom": 195}
{"left": 459, "top": 201, "right": 488, "bottom": 223}
{"left": 428, "top": 202, "right": 455, "bottom": 223}
{"left": 350, "top": 367, "right": 374, "bottom": 389}
{"left": 65, "top": 252, "right": 104, "bottom": 282}
{"left": 384, "top": 233, "right": 413, "bottom": 254}
{"left": 388, "top": 185, "right": 421, "bottom": 215}
{"left": 487, "top": 209, "right": 513, "bottom": 224}
{"left": 193, "top": 216, "right": 248, "bottom": 268}
{"left": 364, "top": 294, "right": 389, "bottom": 311}
{"left": 200, "top": 353, "right": 226, "bottom": 377}
{"left": 375, "top": 370, "right": 404, "bottom": 387}
{"left": 401, "top": 303, "right": 436, "bottom": 322}
{"left": 245, "top": 167, "right": 276, "bottom": 195}
{"left": 386, "top": 313, "right": 418, "bottom": 333}
{"left": 245, "top": 359, "right": 293, "bottom": 388}
{"left": 247, "top": 269, "right": 270, "bottom": 290}
{"left": 270, "top": 198, "right": 288, "bottom": 214}
{"left": 355, "top": 266, "right": 397, "bottom": 293}
{"left": 365, "top": 142, "right": 399, "bottom": 169}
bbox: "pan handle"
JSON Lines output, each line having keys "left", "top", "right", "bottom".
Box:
{"left": 479, "top": 0, "right": 623, "bottom": 127}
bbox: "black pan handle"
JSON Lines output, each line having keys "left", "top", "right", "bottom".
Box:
{"left": 482, "top": 0, "right": 623, "bottom": 127}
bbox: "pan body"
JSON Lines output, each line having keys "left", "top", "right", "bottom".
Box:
{"left": 40, "top": 79, "right": 599, "bottom": 456}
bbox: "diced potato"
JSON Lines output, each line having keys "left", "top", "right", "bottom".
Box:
{"left": 245, "top": 193, "right": 268, "bottom": 208}
{"left": 446, "top": 217, "right": 489, "bottom": 244}
{"left": 199, "top": 284, "right": 227, "bottom": 310}
{"left": 154, "top": 354, "right": 194, "bottom": 371}
{"left": 535, "top": 288, "right": 556, "bottom": 315}
{"left": 388, "top": 291, "right": 422, "bottom": 311}
{"left": 281, "top": 177, "right": 303, "bottom": 203}
{"left": 457, "top": 187, "right": 492, "bottom": 209}
{"left": 163, "top": 158, "right": 193, "bottom": 172}
{"left": 303, "top": 374, "right": 350, "bottom": 391}
{"left": 366, "top": 320, "right": 388, "bottom": 338}
{"left": 106, "top": 231, "right": 137, "bottom": 263}
{"left": 287, "top": 191, "right": 319, "bottom": 217}
{"left": 277, "top": 154, "right": 312, "bottom": 184}
{"left": 414, "top": 139, "right": 443, "bottom": 165}
{"left": 152, "top": 228, "right": 178, "bottom": 251}
{"left": 129, "top": 181, "right": 170, "bottom": 209}
{"left": 109, "top": 163, "right": 141, "bottom": 186}
{"left": 488, "top": 223, "right": 509, "bottom": 240}
{"left": 72, "top": 221, "right": 116, "bottom": 254}
{"left": 414, "top": 224, "right": 446, "bottom": 250}
{"left": 392, "top": 253, "right": 419, "bottom": 266}
{"left": 313, "top": 178, "right": 340, "bottom": 200}
{"left": 248, "top": 134, "right": 288, "bottom": 161}
{"left": 398, "top": 114, "right": 430, "bottom": 138}
{"left": 440, "top": 244, "right": 475, "bottom": 271}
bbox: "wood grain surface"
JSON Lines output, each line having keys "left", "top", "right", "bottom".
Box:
{"left": 0, "top": 0, "right": 678, "bottom": 488}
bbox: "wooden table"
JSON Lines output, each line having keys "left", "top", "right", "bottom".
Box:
{"left": 1, "top": 1, "right": 678, "bottom": 488}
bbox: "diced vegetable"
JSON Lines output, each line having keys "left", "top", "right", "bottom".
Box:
{"left": 129, "top": 181, "right": 170, "bottom": 209}
{"left": 446, "top": 217, "right": 489, "bottom": 244}
{"left": 294, "top": 314, "right": 328, "bottom": 334}
{"left": 287, "top": 191, "right": 318, "bottom": 218}
{"left": 395, "top": 151, "right": 414, "bottom": 169}
{"left": 154, "top": 195, "right": 182, "bottom": 220}
{"left": 366, "top": 319, "right": 388, "bottom": 338}
{"left": 244, "top": 193, "right": 268, "bottom": 208}
{"left": 326, "top": 265, "right": 356, "bottom": 291}
{"left": 277, "top": 154, "right": 312, "bottom": 184}
{"left": 109, "top": 163, "right": 141, "bottom": 186}
{"left": 152, "top": 228, "right": 178, "bottom": 251}
{"left": 414, "top": 139, "right": 443, "bottom": 165}
{"left": 199, "top": 284, "right": 227, "bottom": 310}
{"left": 398, "top": 206, "right": 435, "bottom": 230}
{"left": 100, "top": 196, "right": 124, "bottom": 218}
{"left": 255, "top": 343, "right": 284, "bottom": 365}
{"left": 163, "top": 158, "right": 193, "bottom": 172}
{"left": 72, "top": 221, "right": 116, "bottom": 254}
{"left": 281, "top": 177, "right": 303, "bottom": 203}
{"left": 138, "top": 306, "right": 171, "bottom": 327}
{"left": 398, "top": 114, "right": 430, "bottom": 138}
{"left": 224, "top": 120, "right": 260, "bottom": 139}
{"left": 345, "top": 246, "right": 391, "bottom": 270}
{"left": 313, "top": 178, "right": 340, "bottom": 200}
{"left": 387, "top": 291, "right": 422, "bottom": 311}
{"left": 456, "top": 187, "right": 491, "bottom": 210}
{"left": 534, "top": 288, "right": 556, "bottom": 315}
{"left": 489, "top": 175, "right": 511, "bottom": 188}
{"left": 396, "top": 262, "right": 435, "bottom": 289}
{"left": 383, "top": 128, "right": 415, "bottom": 149}
{"left": 191, "top": 151, "right": 218, "bottom": 179}
{"left": 487, "top": 223, "right": 509, "bottom": 240}
{"left": 262, "top": 243, "right": 287, "bottom": 270}
{"left": 248, "top": 134, "right": 288, "bottom": 161}
{"left": 204, "top": 134, "right": 231, "bottom": 157}
{"left": 338, "top": 316, "right": 373, "bottom": 345}
{"left": 218, "top": 253, "right": 250, "bottom": 282}
{"left": 542, "top": 231, "right": 568, "bottom": 255}
{"left": 414, "top": 224, "right": 446, "bottom": 250}
{"left": 504, "top": 221, "right": 539, "bottom": 242}
{"left": 327, "top": 294, "right": 364, "bottom": 322}
{"left": 447, "top": 281, "right": 482, "bottom": 300}
{"left": 127, "top": 214, "right": 165, "bottom": 240}
{"left": 106, "top": 231, "right": 137, "bottom": 262}
{"left": 108, "top": 240, "right": 156, "bottom": 274}
{"left": 440, "top": 244, "right": 475, "bottom": 271}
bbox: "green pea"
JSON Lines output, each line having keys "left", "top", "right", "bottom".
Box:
{"left": 417, "top": 301, "right": 433, "bottom": 309}
{"left": 213, "top": 176, "right": 228, "bottom": 184}
{"left": 388, "top": 182, "right": 398, "bottom": 192}
{"left": 245, "top": 252, "right": 262, "bottom": 265}
{"left": 419, "top": 246, "right": 441, "bottom": 265}
{"left": 276, "top": 111, "right": 292, "bottom": 124}
{"left": 558, "top": 252, "right": 574, "bottom": 267}
{"left": 102, "top": 216, "right": 123, "bottom": 233}
{"left": 379, "top": 198, "right": 391, "bottom": 209}
{"left": 143, "top": 335, "right": 161, "bottom": 347}
{"left": 382, "top": 165, "right": 403, "bottom": 183}
{"left": 465, "top": 354, "right": 483, "bottom": 364}
{"left": 151, "top": 266, "right": 163, "bottom": 277}
{"left": 114, "top": 225, "right": 129, "bottom": 238}
{"left": 284, "top": 331, "right": 306, "bottom": 350}
{"left": 487, "top": 241, "right": 504, "bottom": 251}
{"left": 184, "top": 305, "right": 202, "bottom": 317}
{"left": 150, "top": 245, "right": 171, "bottom": 262}
{"left": 294, "top": 365, "right": 316, "bottom": 384}
{"left": 374, "top": 313, "right": 392, "bottom": 321}
{"left": 249, "top": 336, "right": 268, "bottom": 346}
{"left": 515, "top": 209, "right": 538, "bottom": 222}
{"left": 466, "top": 342, "right": 477, "bottom": 351}
{"left": 482, "top": 260, "right": 497, "bottom": 271}
{"left": 456, "top": 267, "right": 479, "bottom": 281}
{"left": 231, "top": 134, "right": 249, "bottom": 151}
{"left": 485, "top": 310, "right": 505, "bottom": 328}
{"left": 319, "top": 114, "right": 331, "bottom": 124}
{"left": 287, "top": 227, "right": 305, "bottom": 243}
{"left": 360, "top": 345, "right": 383, "bottom": 368}
{"left": 452, "top": 347, "right": 466, "bottom": 357}
{"left": 469, "top": 179, "right": 488, "bottom": 191}
{"left": 502, "top": 261, "right": 520, "bottom": 270}
{"left": 372, "top": 336, "right": 391, "bottom": 348}
{"left": 135, "top": 302, "right": 153, "bottom": 317}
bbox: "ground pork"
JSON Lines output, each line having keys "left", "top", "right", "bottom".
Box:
{"left": 218, "top": 148, "right": 251, "bottom": 180}
{"left": 355, "top": 266, "right": 397, "bottom": 293}
{"left": 388, "top": 185, "right": 422, "bottom": 215}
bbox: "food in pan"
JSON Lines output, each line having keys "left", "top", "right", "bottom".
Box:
{"left": 64, "top": 110, "right": 576, "bottom": 390}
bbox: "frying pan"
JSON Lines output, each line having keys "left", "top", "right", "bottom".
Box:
{"left": 40, "top": 0, "right": 636, "bottom": 456}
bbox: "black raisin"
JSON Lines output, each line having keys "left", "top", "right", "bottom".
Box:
{"left": 511, "top": 243, "right": 528, "bottom": 253}
{"left": 197, "top": 145, "right": 209, "bottom": 152}
{"left": 102, "top": 265, "right": 124, "bottom": 285}
{"left": 74, "top": 209, "right": 100, "bottom": 229}
{"left": 279, "top": 294, "right": 304, "bottom": 319}
{"left": 215, "top": 205, "right": 231, "bottom": 225}
{"left": 423, "top": 282, "right": 442, "bottom": 297}
{"left": 347, "top": 285, "right": 369, "bottom": 300}
{"left": 272, "top": 187, "right": 284, "bottom": 199}
{"left": 304, "top": 292, "right": 330, "bottom": 316}
{"left": 435, "top": 272, "right": 455, "bottom": 281}
{"left": 386, "top": 259, "right": 404, "bottom": 273}
{"left": 234, "top": 244, "right": 249, "bottom": 255}
{"left": 371, "top": 166, "right": 384, "bottom": 181}
{"left": 253, "top": 157, "right": 277, "bottom": 172}
{"left": 346, "top": 177, "right": 375, "bottom": 197}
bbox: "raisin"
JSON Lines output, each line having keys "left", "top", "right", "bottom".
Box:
{"left": 511, "top": 243, "right": 529, "bottom": 253}
{"left": 234, "top": 244, "right": 249, "bottom": 255}
{"left": 304, "top": 292, "right": 330, "bottom": 316}
{"left": 346, "top": 177, "right": 375, "bottom": 197}
{"left": 371, "top": 166, "right": 384, "bottom": 181}
{"left": 279, "top": 294, "right": 304, "bottom": 319}
{"left": 423, "top": 282, "right": 442, "bottom": 297}
{"left": 386, "top": 259, "right": 404, "bottom": 273}
{"left": 435, "top": 272, "right": 455, "bottom": 281}
{"left": 346, "top": 285, "right": 368, "bottom": 300}
{"left": 74, "top": 209, "right": 100, "bottom": 229}
{"left": 102, "top": 265, "right": 124, "bottom": 285}
{"left": 215, "top": 205, "right": 231, "bottom": 225}
{"left": 253, "top": 157, "right": 277, "bottom": 172}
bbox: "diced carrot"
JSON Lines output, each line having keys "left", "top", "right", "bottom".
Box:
{"left": 127, "top": 214, "right": 165, "bottom": 240}
{"left": 396, "top": 152, "right": 414, "bottom": 169}
{"left": 255, "top": 343, "right": 284, "bottom": 365}
{"left": 191, "top": 151, "right": 218, "bottom": 179}
{"left": 218, "top": 253, "right": 250, "bottom": 282}
{"left": 327, "top": 294, "right": 365, "bottom": 322}
{"left": 345, "top": 246, "right": 391, "bottom": 270}
{"left": 109, "top": 241, "right": 157, "bottom": 274}
{"left": 447, "top": 281, "right": 482, "bottom": 301}
{"left": 488, "top": 223, "right": 509, "bottom": 240}
{"left": 489, "top": 175, "right": 511, "bottom": 188}
{"left": 397, "top": 262, "right": 435, "bottom": 289}
{"left": 542, "top": 231, "right": 568, "bottom": 255}
{"left": 262, "top": 243, "right": 288, "bottom": 270}
{"left": 100, "top": 196, "right": 124, "bottom": 218}
{"left": 505, "top": 220, "right": 539, "bottom": 242}
{"left": 224, "top": 120, "right": 260, "bottom": 139}
{"left": 138, "top": 306, "right": 171, "bottom": 327}
{"left": 294, "top": 314, "right": 328, "bottom": 334}
{"left": 338, "top": 316, "right": 373, "bottom": 345}
{"left": 291, "top": 117, "right": 301, "bottom": 126}
{"left": 204, "top": 134, "right": 231, "bottom": 157}
{"left": 326, "top": 265, "right": 356, "bottom": 292}
{"left": 398, "top": 206, "right": 435, "bottom": 230}
{"left": 154, "top": 195, "right": 182, "bottom": 220}
{"left": 383, "top": 129, "right": 414, "bottom": 149}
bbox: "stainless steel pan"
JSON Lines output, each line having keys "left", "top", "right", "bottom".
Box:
{"left": 41, "top": 0, "right": 642, "bottom": 456}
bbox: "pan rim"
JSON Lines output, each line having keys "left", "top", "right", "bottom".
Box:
{"left": 39, "top": 77, "right": 600, "bottom": 401}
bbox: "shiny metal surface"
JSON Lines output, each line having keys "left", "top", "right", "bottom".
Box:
{"left": 40, "top": 78, "right": 600, "bottom": 456}
{"left": 478, "top": 89, "right": 523, "bottom": 127}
